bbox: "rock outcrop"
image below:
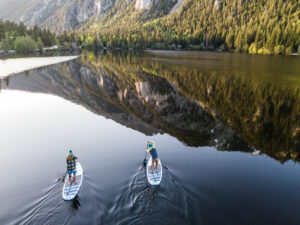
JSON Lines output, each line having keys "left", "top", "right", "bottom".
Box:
{"left": 135, "top": 0, "right": 153, "bottom": 10}
{"left": 18, "top": 0, "right": 113, "bottom": 33}
{"left": 135, "top": 0, "right": 179, "bottom": 11}
{"left": 213, "top": 0, "right": 222, "bottom": 10}
{"left": 170, "top": 0, "right": 185, "bottom": 13}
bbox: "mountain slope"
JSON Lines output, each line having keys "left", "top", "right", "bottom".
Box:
{"left": 0, "top": 0, "right": 41, "bottom": 21}
{"left": 76, "top": 0, "right": 299, "bottom": 54}
{"left": 1, "top": 0, "right": 298, "bottom": 53}
{"left": 1, "top": 0, "right": 182, "bottom": 33}
{"left": 18, "top": 0, "right": 114, "bottom": 33}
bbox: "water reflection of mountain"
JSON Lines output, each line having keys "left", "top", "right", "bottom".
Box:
{"left": 1, "top": 51, "right": 299, "bottom": 162}
{"left": 0, "top": 54, "right": 250, "bottom": 152}
{"left": 143, "top": 52, "right": 300, "bottom": 162}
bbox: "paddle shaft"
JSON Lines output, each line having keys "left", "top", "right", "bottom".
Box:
{"left": 143, "top": 142, "right": 148, "bottom": 166}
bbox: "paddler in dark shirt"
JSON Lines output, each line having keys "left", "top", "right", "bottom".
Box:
{"left": 66, "top": 150, "right": 78, "bottom": 184}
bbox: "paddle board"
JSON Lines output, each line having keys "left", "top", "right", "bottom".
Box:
{"left": 146, "top": 156, "right": 162, "bottom": 185}
{"left": 62, "top": 162, "right": 83, "bottom": 200}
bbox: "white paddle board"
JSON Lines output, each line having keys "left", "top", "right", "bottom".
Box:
{"left": 62, "top": 162, "right": 83, "bottom": 200}
{"left": 146, "top": 156, "right": 162, "bottom": 185}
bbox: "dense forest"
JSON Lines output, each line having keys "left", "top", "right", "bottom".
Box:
{"left": 0, "top": 20, "right": 56, "bottom": 53}
{"left": 62, "top": 0, "right": 300, "bottom": 55}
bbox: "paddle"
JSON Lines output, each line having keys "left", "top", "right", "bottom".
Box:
{"left": 63, "top": 171, "right": 67, "bottom": 182}
{"left": 143, "top": 142, "right": 148, "bottom": 166}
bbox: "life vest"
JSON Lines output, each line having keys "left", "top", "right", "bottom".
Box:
{"left": 146, "top": 141, "right": 156, "bottom": 153}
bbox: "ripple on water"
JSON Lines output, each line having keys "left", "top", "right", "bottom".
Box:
{"left": 14, "top": 173, "right": 103, "bottom": 225}
{"left": 10, "top": 165, "right": 199, "bottom": 224}
{"left": 101, "top": 164, "right": 191, "bottom": 225}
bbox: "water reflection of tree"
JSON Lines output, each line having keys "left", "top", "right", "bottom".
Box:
{"left": 83, "top": 51, "right": 300, "bottom": 162}
{"left": 3, "top": 51, "right": 298, "bottom": 162}
{"left": 5, "top": 76, "right": 10, "bottom": 86}
{"left": 80, "top": 52, "right": 249, "bottom": 150}
{"left": 0, "top": 76, "right": 10, "bottom": 87}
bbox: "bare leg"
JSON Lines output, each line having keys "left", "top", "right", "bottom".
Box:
{"left": 151, "top": 162, "right": 154, "bottom": 173}
{"left": 73, "top": 174, "right": 77, "bottom": 184}
{"left": 69, "top": 175, "right": 72, "bottom": 184}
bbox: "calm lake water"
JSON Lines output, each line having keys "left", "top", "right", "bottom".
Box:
{"left": 0, "top": 51, "right": 300, "bottom": 225}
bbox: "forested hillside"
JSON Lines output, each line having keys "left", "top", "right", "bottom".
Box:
{"left": 68, "top": 0, "right": 300, "bottom": 54}
{"left": 1, "top": 0, "right": 299, "bottom": 54}
{"left": 0, "top": 20, "right": 56, "bottom": 52}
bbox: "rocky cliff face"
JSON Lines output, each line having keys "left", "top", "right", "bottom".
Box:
{"left": 0, "top": 0, "right": 40, "bottom": 21}
{"left": 170, "top": 0, "right": 185, "bottom": 13}
{"left": 18, "top": 0, "right": 114, "bottom": 33}
{"left": 1, "top": 0, "right": 184, "bottom": 33}
{"left": 135, "top": 0, "right": 153, "bottom": 10}
{"left": 135, "top": 0, "right": 180, "bottom": 11}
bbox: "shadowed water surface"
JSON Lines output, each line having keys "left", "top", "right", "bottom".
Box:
{"left": 0, "top": 51, "right": 300, "bottom": 224}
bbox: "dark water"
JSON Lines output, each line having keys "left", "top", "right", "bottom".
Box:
{"left": 0, "top": 51, "right": 300, "bottom": 225}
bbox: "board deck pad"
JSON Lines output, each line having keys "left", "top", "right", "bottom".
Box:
{"left": 146, "top": 156, "right": 162, "bottom": 185}
{"left": 62, "top": 162, "right": 83, "bottom": 200}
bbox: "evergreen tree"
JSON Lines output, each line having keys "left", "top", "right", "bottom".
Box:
{"left": 0, "top": 19, "right": 56, "bottom": 52}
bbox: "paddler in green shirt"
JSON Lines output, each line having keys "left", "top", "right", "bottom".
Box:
{"left": 147, "top": 141, "right": 159, "bottom": 173}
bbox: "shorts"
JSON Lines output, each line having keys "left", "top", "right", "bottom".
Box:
{"left": 68, "top": 170, "right": 77, "bottom": 175}
{"left": 150, "top": 148, "right": 158, "bottom": 159}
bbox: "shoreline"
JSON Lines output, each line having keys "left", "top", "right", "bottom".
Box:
{"left": 0, "top": 55, "right": 80, "bottom": 78}
{"left": 1, "top": 48, "right": 298, "bottom": 58}
{"left": 102, "top": 48, "right": 300, "bottom": 56}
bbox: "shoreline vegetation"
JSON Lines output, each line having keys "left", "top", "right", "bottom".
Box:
{"left": 1, "top": 47, "right": 299, "bottom": 58}
{"left": 0, "top": 20, "right": 57, "bottom": 54}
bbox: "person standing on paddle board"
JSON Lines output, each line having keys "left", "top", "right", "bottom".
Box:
{"left": 147, "top": 141, "right": 159, "bottom": 173}
{"left": 66, "top": 150, "right": 78, "bottom": 184}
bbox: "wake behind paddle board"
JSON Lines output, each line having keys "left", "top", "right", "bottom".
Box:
{"left": 62, "top": 162, "right": 83, "bottom": 201}
{"left": 146, "top": 156, "right": 163, "bottom": 185}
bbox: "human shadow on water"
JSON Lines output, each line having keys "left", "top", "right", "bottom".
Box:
{"left": 72, "top": 196, "right": 81, "bottom": 210}
{"left": 101, "top": 164, "right": 191, "bottom": 225}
